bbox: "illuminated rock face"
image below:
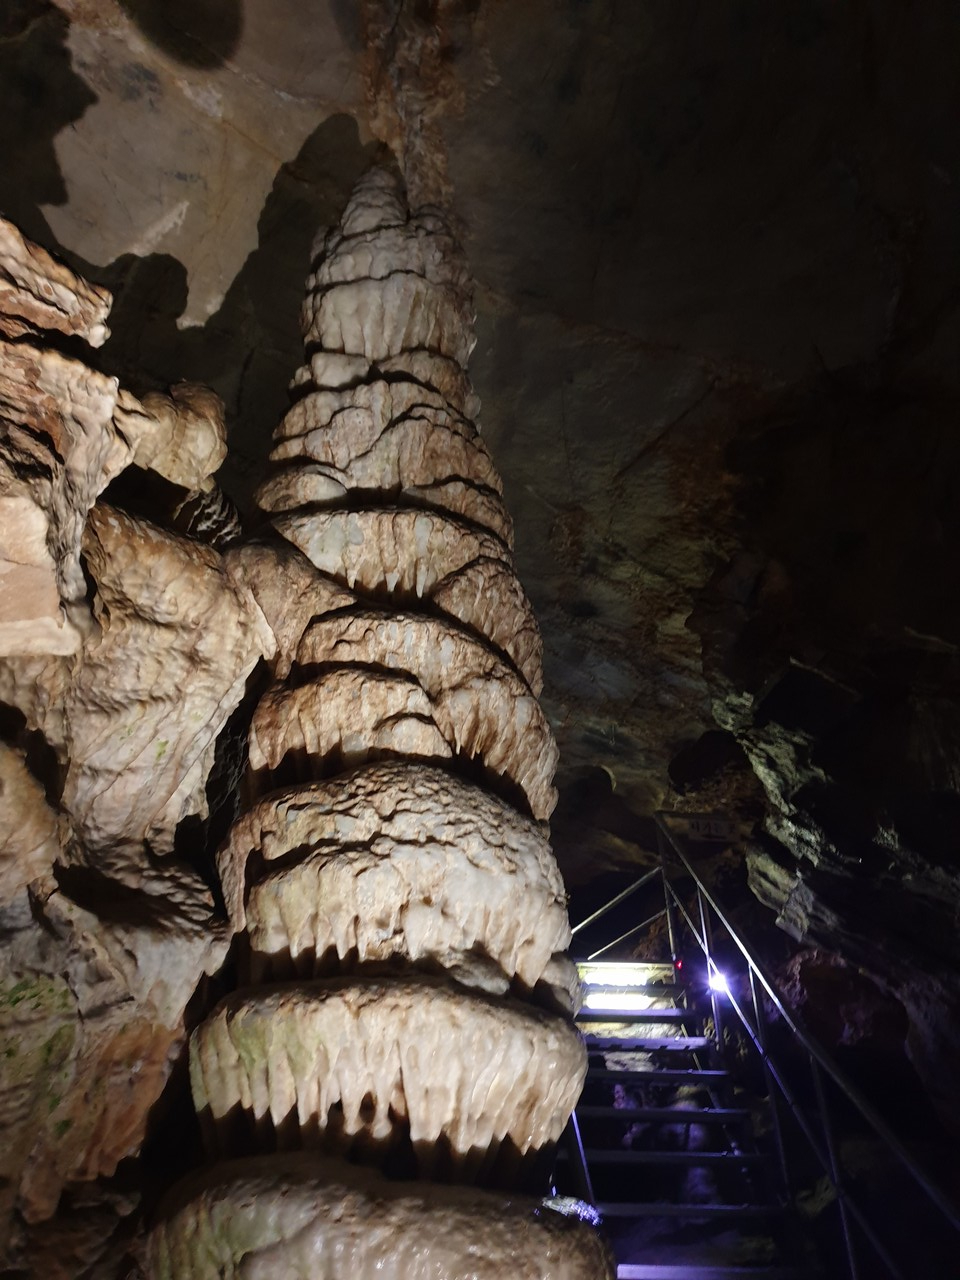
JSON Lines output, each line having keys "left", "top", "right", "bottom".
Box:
{"left": 148, "top": 166, "right": 607, "bottom": 1277}
{"left": 149, "top": 1155, "right": 612, "bottom": 1280}
{"left": 0, "top": 219, "right": 254, "bottom": 1249}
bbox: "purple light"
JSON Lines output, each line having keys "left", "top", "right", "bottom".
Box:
{"left": 708, "top": 970, "right": 730, "bottom": 995}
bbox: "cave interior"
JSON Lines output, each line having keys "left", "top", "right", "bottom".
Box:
{"left": 1, "top": 1, "right": 959, "bottom": 1276}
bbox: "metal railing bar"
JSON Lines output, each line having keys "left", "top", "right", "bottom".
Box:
{"left": 811, "top": 1053, "right": 860, "bottom": 1280}
{"left": 656, "top": 825, "right": 679, "bottom": 962}
{"left": 570, "top": 867, "right": 661, "bottom": 936}
{"left": 564, "top": 1112, "right": 595, "bottom": 1205}
{"left": 698, "top": 883, "right": 725, "bottom": 1069}
{"left": 750, "top": 965, "right": 792, "bottom": 1195}
{"left": 586, "top": 909, "right": 667, "bottom": 960}
{"left": 655, "top": 813, "right": 960, "bottom": 1233}
{"left": 665, "top": 876, "right": 908, "bottom": 1277}
{"left": 663, "top": 883, "right": 762, "bottom": 1146}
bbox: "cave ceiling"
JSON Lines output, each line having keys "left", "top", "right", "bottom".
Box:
{"left": 4, "top": 0, "right": 960, "bottom": 1092}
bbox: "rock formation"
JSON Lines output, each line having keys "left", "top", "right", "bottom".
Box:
{"left": 142, "top": 162, "right": 608, "bottom": 1278}
{"left": 150, "top": 1155, "right": 606, "bottom": 1280}
{"left": 0, "top": 216, "right": 275, "bottom": 1261}
{"left": 0, "top": 193, "right": 605, "bottom": 1270}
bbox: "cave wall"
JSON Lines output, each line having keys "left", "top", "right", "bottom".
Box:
{"left": 2, "top": 0, "right": 960, "bottom": 1267}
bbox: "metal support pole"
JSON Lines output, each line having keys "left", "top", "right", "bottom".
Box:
{"left": 656, "top": 824, "right": 678, "bottom": 965}
{"left": 810, "top": 1053, "right": 859, "bottom": 1280}
{"left": 563, "top": 1113, "right": 595, "bottom": 1206}
{"left": 750, "top": 966, "right": 791, "bottom": 1197}
{"left": 698, "top": 884, "right": 725, "bottom": 1067}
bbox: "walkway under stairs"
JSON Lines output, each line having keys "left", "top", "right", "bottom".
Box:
{"left": 554, "top": 959, "right": 817, "bottom": 1280}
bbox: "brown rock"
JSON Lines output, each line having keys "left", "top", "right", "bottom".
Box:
{"left": 60, "top": 505, "right": 274, "bottom": 854}
{"left": 313, "top": 168, "right": 469, "bottom": 295}
{"left": 0, "top": 860, "right": 227, "bottom": 1238}
{"left": 0, "top": 342, "right": 151, "bottom": 654}
{"left": 248, "top": 667, "right": 453, "bottom": 779}
{"left": 0, "top": 744, "right": 61, "bottom": 905}
{"left": 433, "top": 555, "right": 543, "bottom": 695}
{"left": 263, "top": 382, "right": 508, "bottom": 538}
{"left": 261, "top": 469, "right": 512, "bottom": 546}
{"left": 12, "top": 1183, "right": 139, "bottom": 1280}
{"left": 135, "top": 382, "right": 228, "bottom": 493}
{"left": 311, "top": 220, "right": 470, "bottom": 293}
{"left": 224, "top": 540, "right": 354, "bottom": 679}
{"left": 334, "top": 165, "right": 409, "bottom": 238}
{"left": 301, "top": 274, "right": 474, "bottom": 367}
{"left": 273, "top": 503, "right": 503, "bottom": 592}
{"left": 169, "top": 482, "right": 243, "bottom": 551}
{"left": 273, "top": 378, "right": 484, "bottom": 460}
{"left": 302, "top": 168, "right": 474, "bottom": 363}
{"left": 0, "top": 218, "right": 111, "bottom": 347}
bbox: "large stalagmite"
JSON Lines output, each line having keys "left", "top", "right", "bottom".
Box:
{"left": 146, "top": 166, "right": 609, "bottom": 1275}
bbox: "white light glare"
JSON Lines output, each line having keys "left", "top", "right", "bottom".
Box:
{"left": 578, "top": 965, "right": 651, "bottom": 989}
{"left": 708, "top": 970, "right": 730, "bottom": 995}
{"left": 583, "top": 991, "right": 656, "bottom": 1013}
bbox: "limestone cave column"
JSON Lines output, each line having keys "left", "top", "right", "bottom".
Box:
{"left": 146, "top": 165, "right": 612, "bottom": 1278}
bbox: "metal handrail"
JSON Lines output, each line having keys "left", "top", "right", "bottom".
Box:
{"left": 661, "top": 873, "right": 897, "bottom": 1278}
{"left": 656, "top": 814, "right": 960, "bottom": 1226}
{"left": 570, "top": 866, "right": 661, "bottom": 936}
{"left": 586, "top": 908, "right": 666, "bottom": 960}
{"left": 653, "top": 811, "right": 960, "bottom": 1279}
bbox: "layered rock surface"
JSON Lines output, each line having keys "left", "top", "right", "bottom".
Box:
{"left": 248, "top": 608, "right": 556, "bottom": 817}
{"left": 0, "top": 119, "right": 600, "bottom": 1276}
{"left": 0, "top": 226, "right": 268, "bottom": 1257}
{"left": 0, "top": 218, "right": 111, "bottom": 347}
{"left": 192, "top": 977, "right": 585, "bottom": 1178}
{"left": 218, "top": 763, "right": 574, "bottom": 1003}
{"left": 148, "top": 1155, "right": 613, "bottom": 1280}
{"left": 149, "top": 165, "right": 602, "bottom": 1275}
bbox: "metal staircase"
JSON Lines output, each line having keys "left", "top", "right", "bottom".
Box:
{"left": 556, "top": 959, "right": 815, "bottom": 1279}
{"left": 550, "top": 813, "right": 960, "bottom": 1280}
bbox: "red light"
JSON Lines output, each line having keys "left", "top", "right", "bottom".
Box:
{"left": 675, "top": 959, "right": 683, "bottom": 970}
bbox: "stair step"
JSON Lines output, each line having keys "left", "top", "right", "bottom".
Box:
{"left": 577, "top": 962, "right": 677, "bottom": 983}
{"left": 586, "top": 1068, "right": 729, "bottom": 1083}
{"left": 558, "top": 1148, "right": 764, "bottom": 1166}
{"left": 587, "top": 1035, "right": 712, "bottom": 1051}
{"left": 577, "top": 1105, "right": 749, "bottom": 1123}
{"left": 617, "top": 1266, "right": 810, "bottom": 1279}
{"left": 578, "top": 1008, "right": 694, "bottom": 1023}
{"left": 580, "top": 984, "right": 680, "bottom": 999}
{"left": 597, "top": 1201, "right": 777, "bottom": 1219}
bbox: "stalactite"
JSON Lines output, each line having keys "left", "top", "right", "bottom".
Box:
{"left": 146, "top": 165, "right": 611, "bottom": 1277}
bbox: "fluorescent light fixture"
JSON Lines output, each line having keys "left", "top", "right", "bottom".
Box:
{"left": 582, "top": 991, "right": 656, "bottom": 1013}
{"left": 708, "top": 970, "right": 729, "bottom": 995}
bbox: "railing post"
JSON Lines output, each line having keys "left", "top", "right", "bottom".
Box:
{"left": 810, "top": 1052, "right": 859, "bottom": 1280}
{"left": 656, "top": 823, "right": 678, "bottom": 966}
{"left": 749, "top": 966, "right": 792, "bottom": 1197}
{"left": 562, "top": 1112, "right": 596, "bottom": 1206}
{"left": 697, "top": 884, "right": 725, "bottom": 1067}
